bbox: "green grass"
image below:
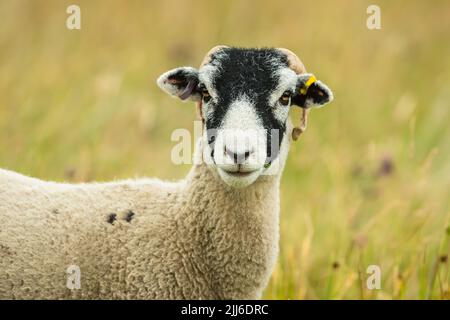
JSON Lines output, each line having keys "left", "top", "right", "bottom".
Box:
{"left": 0, "top": 0, "right": 449, "bottom": 299}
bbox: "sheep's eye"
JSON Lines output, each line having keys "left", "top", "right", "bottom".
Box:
{"left": 201, "top": 88, "right": 211, "bottom": 103}
{"left": 279, "top": 91, "right": 291, "bottom": 106}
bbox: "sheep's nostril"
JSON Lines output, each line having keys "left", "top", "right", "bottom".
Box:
{"left": 225, "top": 147, "right": 253, "bottom": 164}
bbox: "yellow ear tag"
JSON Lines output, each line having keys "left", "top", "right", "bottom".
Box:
{"left": 299, "top": 75, "right": 317, "bottom": 95}
{"left": 293, "top": 75, "right": 316, "bottom": 141}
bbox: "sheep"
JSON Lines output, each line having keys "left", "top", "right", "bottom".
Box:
{"left": 0, "top": 46, "right": 333, "bottom": 299}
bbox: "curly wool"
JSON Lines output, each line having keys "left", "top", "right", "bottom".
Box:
{"left": 0, "top": 144, "right": 281, "bottom": 299}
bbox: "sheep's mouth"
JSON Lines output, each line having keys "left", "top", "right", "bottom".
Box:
{"left": 219, "top": 167, "right": 260, "bottom": 178}
{"left": 217, "top": 166, "right": 262, "bottom": 188}
{"left": 223, "top": 170, "right": 254, "bottom": 177}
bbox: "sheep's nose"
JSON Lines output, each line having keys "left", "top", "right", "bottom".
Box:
{"left": 225, "top": 147, "right": 253, "bottom": 164}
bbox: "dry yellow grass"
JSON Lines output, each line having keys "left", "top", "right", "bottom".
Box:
{"left": 0, "top": 0, "right": 449, "bottom": 299}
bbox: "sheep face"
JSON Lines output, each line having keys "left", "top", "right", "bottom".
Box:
{"left": 158, "top": 47, "right": 333, "bottom": 188}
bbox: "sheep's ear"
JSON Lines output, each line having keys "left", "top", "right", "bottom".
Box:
{"left": 292, "top": 73, "right": 333, "bottom": 108}
{"left": 157, "top": 67, "right": 201, "bottom": 101}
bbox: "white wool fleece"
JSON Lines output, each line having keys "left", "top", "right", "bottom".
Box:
{"left": 0, "top": 138, "right": 287, "bottom": 299}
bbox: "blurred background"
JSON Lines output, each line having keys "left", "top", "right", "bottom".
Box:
{"left": 0, "top": 0, "right": 449, "bottom": 299}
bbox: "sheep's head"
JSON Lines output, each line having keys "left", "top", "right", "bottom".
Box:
{"left": 158, "top": 46, "right": 333, "bottom": 188}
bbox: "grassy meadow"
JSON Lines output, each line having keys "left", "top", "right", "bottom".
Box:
{"left": 0, "top": 0, "right": 449, "bottom": 299}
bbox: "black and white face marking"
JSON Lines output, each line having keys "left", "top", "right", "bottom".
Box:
{"left": 157, "top": 47, "right": 333, "bottom": 188}
{"left": 200, "top": 48, "right": 291, "bottom": 166}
